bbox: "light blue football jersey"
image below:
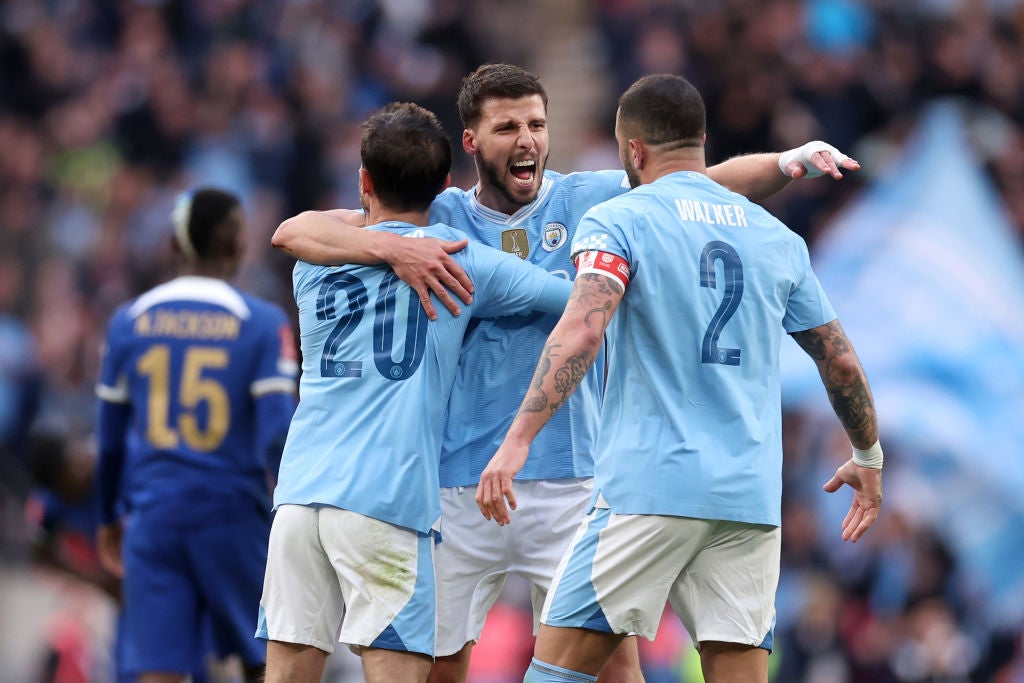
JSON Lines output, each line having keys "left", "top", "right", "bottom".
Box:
{"left": 273, "top": 222, "right": 571, "bottom": 534}
{"left": 571, "top": 171, "right": 836, "bottom": 526}
{"left": 431, "top": 169, "right": 629, "bottom": 487}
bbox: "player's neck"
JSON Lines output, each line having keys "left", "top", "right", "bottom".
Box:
{"left": 473, "top": 184, "right": 524, "bottom": 217}
{"left": 642, "top": 154, "right": 706, "bottom": 185}
{"left": 364, "top": 207, "right": 431, "bottom": 227}
{"left": 181, "top": 264, "right": 231, "bottom": 281}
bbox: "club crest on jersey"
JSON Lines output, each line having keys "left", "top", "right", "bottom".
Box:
{"left": 541, "top": 222, "right": 568, "bottom": 252}
{"left": 501, "top": 228, "right": 530, "bottom": 259}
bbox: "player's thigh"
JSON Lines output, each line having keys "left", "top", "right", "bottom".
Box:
{"left": 258, "top": 504, "right": 344, "bottom": 654}
{"left": 121, "top": 515, "right": 201, "bottom": 674}
{"left": 189, "top": 505, "right": 272, "bottom": 666}
{"left": 543, "top": 509, "right": 711, "bottom": 641}
{"left": 318, "top": 507, "right": 436, "bottom": 658}
{"left": 668, "top": 521, "right": 780, "bottom": 650}
{"left": 508, "top": 478, "right": 593, "bottom": 629}
{"left": 434, "top": 486, "right": 509, "bottom": 656}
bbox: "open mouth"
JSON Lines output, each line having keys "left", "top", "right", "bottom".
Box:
{"left": 510, "top": 159, "right": 537, "bottom": 187}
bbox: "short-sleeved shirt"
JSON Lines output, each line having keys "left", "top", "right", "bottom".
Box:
{"left": 571, "top": 171, "right": 836, "bottom": 526}
{"left": 96, "top": 276, "right": 298, "bottom": 520}
{"left": 431, "top": 169, "right": 630, "bottom": 487}
{"left": 273, "top": 221, "right": 571, "bottom": 534}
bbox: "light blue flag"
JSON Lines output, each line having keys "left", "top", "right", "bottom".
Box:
{"left": 781, "top": 101, "right": 1024, "bottom": 628}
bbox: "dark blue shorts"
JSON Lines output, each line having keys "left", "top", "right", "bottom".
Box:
{"left": 120, "top": 508, "right": 270, "bottom": 675}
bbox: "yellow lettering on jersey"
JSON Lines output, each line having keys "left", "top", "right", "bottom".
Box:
{"left": 138, "top": 311, "right": 241, "bottom": 340}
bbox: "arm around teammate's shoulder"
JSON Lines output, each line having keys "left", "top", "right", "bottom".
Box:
{"left": 272, "top": 211, "right": 474, "bottom": 319}
{"left": 271, "top": 210, "right": 367, "bottom": 264}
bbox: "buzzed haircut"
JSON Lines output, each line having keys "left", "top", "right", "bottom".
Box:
{"left": 361, "top": 102, "right": 452, "bottom": 213}
{"left": 457, "top": 63, "right": 548, "bottom": 129}
{"left": 617, "top": 74, "right": 705, "bottom": 149}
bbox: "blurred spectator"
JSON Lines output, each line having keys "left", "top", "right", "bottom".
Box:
{"left": 2, "top": 0, "right": 1024, "bottom": 681}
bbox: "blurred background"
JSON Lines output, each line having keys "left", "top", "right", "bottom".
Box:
{"left": 1, "top": 0, "right": 1023, "bottom": 681}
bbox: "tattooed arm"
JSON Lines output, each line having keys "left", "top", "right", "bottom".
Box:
{"left": 790, "top": 320, "right": 877, "bottom": 448}
{"left": 476, "top": 273, "right": 624, "bottom": 525}
{"left": 791, "top": 319, "right": 883, "bottom": 542}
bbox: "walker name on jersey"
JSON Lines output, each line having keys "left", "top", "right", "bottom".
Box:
{"left": 133, "top": 310, "right": 241, "bottom": 340}
{"left": 675, "top": 198, "right": 748, "bottom": 227}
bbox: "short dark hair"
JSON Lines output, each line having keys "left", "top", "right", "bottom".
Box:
{"left": 457, "top": 63, "right": 548, "bottom": 129}
{"left": 361, "top": 102, "right": 452, "bottom": 213}
{"left": 173, "top": 187, "right": 242, "bottom": 261}
{"left": 617, "top": 74, "right": 705, "bottom": 149}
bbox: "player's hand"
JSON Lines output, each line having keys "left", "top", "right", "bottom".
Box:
{"left": 779, "top": 141, "right": 860, "bottom": 180}
{"left": 388, "top": 236, "right": 475, "bottom": 320}
{"left": 476, "top": 440, "right": 530, "bottom": 525}
{"left": 822, "top": 458, "right": 882, "bottom": 542}
{"left": 97, "top": 522, "right": 125, "bottom": 578}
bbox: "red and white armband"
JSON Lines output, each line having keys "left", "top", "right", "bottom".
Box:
{"left": 574, "top": 250, "right": 631, "bottom": 292}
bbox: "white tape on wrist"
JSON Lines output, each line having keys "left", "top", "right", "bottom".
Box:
{"left": 852, "top": 440, "right": 883, "bottom": 469}
{"left": 778, "top": 140, "right": 849, "bottom": 178}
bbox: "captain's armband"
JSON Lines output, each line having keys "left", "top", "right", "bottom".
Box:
{"left": 574, "top": 250, "right": 630, "bottom": 292}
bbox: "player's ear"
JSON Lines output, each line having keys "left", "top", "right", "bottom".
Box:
{"left": 462, "top": 129, "right": 477, "bottom": 155}
{"left": 629, "top": 139, "right": 643, "bottom": 169}
{"left": 358, "top": 167, "right": 374, "bottom": 198}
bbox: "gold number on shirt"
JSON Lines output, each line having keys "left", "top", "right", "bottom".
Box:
{"left": 137, "top": 345, "right": 231, "bottom": 452}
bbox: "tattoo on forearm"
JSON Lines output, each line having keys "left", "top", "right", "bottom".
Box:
{"left": 530, "top": 351, "right": 552, "bottom": 391}
{"left": 827, "top": 381, "right": 876, "bottom": 447}
{"left": 517, "top": 341, "right": 594, "bottom": 419}
{"left": 792, "top": 320, "right": 878, "bottom": 446}
{"left": 521, "top": 392, "right": 549, "bottom": 414}
{"left": 519, "top": 342, "right": 558, "bottom": 416}
{"left": 553, "top": 352, "right": 592, "bottom": 407}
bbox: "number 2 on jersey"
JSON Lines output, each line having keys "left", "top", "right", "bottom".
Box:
{"left": 317, "top": 271, "right": 429, "bottom": 380}
{"left": 137, "top": 345, "right": 230, "bottom": 451}
{"left": 699, "top": 241, "right": 743, "bottom": 366}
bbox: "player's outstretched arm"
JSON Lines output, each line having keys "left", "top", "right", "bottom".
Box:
{"left": 791, "top": 320, "right": 882, "bottom": 542}
{"left": 709, "top": 141, "right": 860, "bottom": 202}
{"left": 477, "top": 273, "right": 624, "bottom": 525}
{"left": 272, "top": 209, "right": 475, "bottom": 320}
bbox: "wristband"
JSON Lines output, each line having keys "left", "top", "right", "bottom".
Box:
{"left": 852, "top": 440, "right": 883, "bottom": 469}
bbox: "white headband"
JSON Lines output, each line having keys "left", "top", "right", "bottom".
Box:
{"left": 171, "top": 192, "right": 198, "bottom": 261}
{"left": 168, "top": 192, "right": 196, "bottom": 262}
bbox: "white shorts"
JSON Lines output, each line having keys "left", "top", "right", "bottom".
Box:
{"left": 542, "top": 507, "right": 780, "bottom": 649}
{"left": 256, "top": 505, "right": 436, "bottom": 657}
{"left": 434, "top": 478, "right": 593, "bottom": 657}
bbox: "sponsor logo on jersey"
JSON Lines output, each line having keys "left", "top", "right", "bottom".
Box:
{"left": 501, "top": 228, "right": 530, "bottom": 259}
{"left": 541, "top": 222, "right": 568, "bottom": 252}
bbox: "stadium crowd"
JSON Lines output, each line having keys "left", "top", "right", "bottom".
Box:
{"left": 0, "top": 0, "right": 1022, "bottom": 681}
